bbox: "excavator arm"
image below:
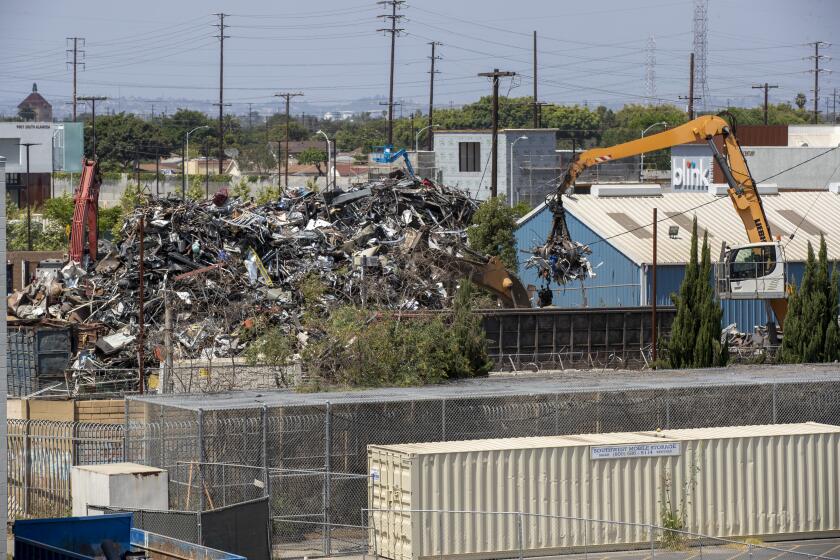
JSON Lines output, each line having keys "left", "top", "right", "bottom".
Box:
{"left": 69, "top": 158, "right": 101, "bottom": 263}
{"left": 541, "top": 115, "right": 787, "bottom": 324}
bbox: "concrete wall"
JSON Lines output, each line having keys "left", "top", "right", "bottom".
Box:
{"left": 53, "top": 174, "right": 354, "bottom": 207}
{"left": 6, "top": 399, "right": 126, "bottom": 423}
{"left": 741, "top": 146, "right": 840, "bottom": 189}
{"left": 434, "top": 130, "right": 557, "bottom": 203}
{"left": 789, "top": 124, "right": 840, "bottom": 147}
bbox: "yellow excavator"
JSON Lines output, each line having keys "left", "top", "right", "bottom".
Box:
{"left": 536, "top": 114, "right": 788, "bottom": 326}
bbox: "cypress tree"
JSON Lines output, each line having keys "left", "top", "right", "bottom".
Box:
{"left": 825, "top": 265, "right": 840, "bottom": 362}
{"left": 780, "top": 243, "right": 815, "bottom": 363}
{"left": 693, "top": 231, "right": 725, "bottom": 367}
{"left": 667, "top": 217, "right": 700, "bottom": 368}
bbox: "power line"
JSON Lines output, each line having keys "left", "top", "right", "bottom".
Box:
{"left": 751, "top": 83, "right": 779, "bottom": 125}
{"left": 427, "top": 41, "right": 441, "bottom": 151}
{"left": 274, "top": 92, "right": 303, "bottom": 188}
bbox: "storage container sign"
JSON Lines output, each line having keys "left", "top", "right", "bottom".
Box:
{"left": 590, "top": 441, "right": 681, "bottom": 460}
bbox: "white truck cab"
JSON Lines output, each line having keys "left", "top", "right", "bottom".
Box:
{"left": 716, "top": 241, "right": 787, "bottom": 300}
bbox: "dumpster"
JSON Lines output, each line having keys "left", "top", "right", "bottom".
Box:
{"left": 7, "top": 320, "right": 75, "bottom": 396}
{"left": 14, "top": 513, "right": 247, "bottom": 559}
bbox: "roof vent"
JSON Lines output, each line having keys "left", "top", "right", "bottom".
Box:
{"left": 591, "top": 184, "right": 662, "bottom": 197}
{"left": 830, "top": 182, "right": 840, "bottom": 194}
{"left": 709, "top": 183, "right": 778, "bottom": 196}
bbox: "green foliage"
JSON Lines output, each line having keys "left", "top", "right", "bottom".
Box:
{"left": 230, "top": 179, "right": 251, "bottom": 200}
{"left": 239, "top": 142, "right": 276, "bottom": 175}
{"left": 300, "top": 282, "right": 491, "bottom": 388}
{"left": 99, "top": 206, "right": 124, "bottom": 240}
{"left": 658, "top": 458, "right": 698, "bottom": 550}
{"left": 720, "top": 103, "right": 810, "bottom": 126}
{"left": 795, "top": 93, "right": 807, "bottom": 110}
{"left": 245, "top": 324, "right": 295, "bottom": 387}
{"left": 186, "top": 175, "right": 205, "bottom": 201}
{"left": 42, "top": 193, "right": 75, "bottom": 226}
{"left": 255, "top": 184, "right": 280, "bottom": 205}
{"left": 600, "top": 104, "right": 688, "bottom": 169}
{"left": 667, "top": 218, "right": 727, "bottom": 368}
{"left": 780, "top": 235, "right": 840, "bottom": 363}
{"left": 296, "top": 147, "right": 328, "bottom": 176}
{"left": 467, "top": 196, "right": 521, "bottom": 272}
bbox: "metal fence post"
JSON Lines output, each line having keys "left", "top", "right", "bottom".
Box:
{"left": 23, "top": 418, "right": 31, "bottom": 516}
{"left": 583, "top": 518, "right": 588, "bottom": 560}
{"left": 665, "top": 389, "right": 671, "bottom": 429}
{"left": 772, "top": 383, "right": 778, "bottom": 423}
{"left": 159, "top": 406, "right": 165, "bottom": 468}
{"left": 649, "top": 524, "right": 655, "bottom": 559}
{"left": 517, "top": 512, "right": 524, "bottom": 560}
{"left": 123, "top": 399, "right": 129, "bottom": 462}
{"left": 323, "top": 401, "right": 332, "bottom": 555}
{"left": 198, "top": 407, "right": 205, "bottom": 543}
{"left": 441, "top": 399, "right": 446, "bottom": 441}
{"left": 261, "top": 405, "right": 269, "bottom": 497}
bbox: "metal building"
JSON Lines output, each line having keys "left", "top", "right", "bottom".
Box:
{"left": 514, "top": 189, "right": 840, "bottom": 332}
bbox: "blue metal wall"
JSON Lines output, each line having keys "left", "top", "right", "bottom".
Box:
{"left": 514, "top": 205, "right": 830, "bottom": 332}
{"left": 515, "top": 207, "right": 642, "bottom": 308}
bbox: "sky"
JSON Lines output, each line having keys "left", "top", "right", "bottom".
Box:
{"left": 1, "top": 0, "right": 838, "bottom": 118}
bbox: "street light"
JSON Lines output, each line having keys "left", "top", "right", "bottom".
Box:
{"left": 639, "top": 121, "right": 668, "bottom": 182}
{"left": 184, "top": 125, "right": 210, "bottom": 198}
{"left": 415, "top": 124, "right": 440, "bottom": 153}
{"left": 316, "top": 130, "right": 332, "bottom": 190}
{"left": 509, "top": 135, "right": 528, "bottom": 205}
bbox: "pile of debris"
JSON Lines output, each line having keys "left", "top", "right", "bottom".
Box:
{"left": 7, "top": 178, "right": 486, "bottom": 369}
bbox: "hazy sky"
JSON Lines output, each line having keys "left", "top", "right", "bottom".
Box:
{"left": 2, "top": 0, "right": 837, "bottom": 116}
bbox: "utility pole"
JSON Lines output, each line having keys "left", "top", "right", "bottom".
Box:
{"left": 534, "top": 102, "right": 554, "bottom": 129}
{"left": 214, "top": 13, "right": 230, "bottom": 174}
{"left": 275, "top": 92, "right": 303, "bottom": 188}
{"left": 247, "top": 103, "right": 253, "bottom": 129}
{"left": 77, "top": 96, "right": 107, "bottom": 159}
{"left": 752, "top": 83, "right": 779, "bottom": 125}
{"left": 427, "top": 41, "right": 441, "bottom": 151}
{"left": 478, "top": 69, "right": 516, "bottom": 198}
{"left": 21, "top": 143, "right": 39, "bottom": 251}
{"left": 651, "top": 207, "right": 658, "bottom": 366}
{"left": 679, "top": 53, "right": 700, "bottom": 119}
{"left": 204, "top": 142, "right": 210, "bottom": 198}
{"left": 834, "top": 88, "right": 838, "bottom": 123}
{"left": 806, "top": 41, "right": 830, "bottom": 124}
{"left": 65, "top": 37, "right": 85, "bottom": 122}
{"left": 533, "top": 31, "right": 539, "bottom": 128}
{"left": 377, "top": 0, "right": 405, "bottom": 146}
{"left": 137, "top": 213, "right": 145, "bottom": 395}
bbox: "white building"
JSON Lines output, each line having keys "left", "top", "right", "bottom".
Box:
{"left": 433, "top": 128, "right": 557, "bottom": 205}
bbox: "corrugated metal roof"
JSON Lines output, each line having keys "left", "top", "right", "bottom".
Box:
{"left": 519, "top": 191, "right": 840, "bottom": 265}
{"left": 368, "top": 422, "right": 840, "bottom": 455}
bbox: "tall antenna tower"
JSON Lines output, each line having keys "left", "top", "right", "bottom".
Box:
{"left": 645, "top": 34, "right": 657, "bottom": 104}
{"left": 693, "top": 0, "right": 709, "bottom": 111}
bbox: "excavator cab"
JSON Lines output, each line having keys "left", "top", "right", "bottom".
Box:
{"left": 715, "top": 241, "right": 787, "bottom": 300}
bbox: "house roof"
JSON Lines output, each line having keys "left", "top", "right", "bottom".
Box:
{"left": 517, "top": 190, "right": 840, "bottom": 265}
{"left": 18, "top": 83, "right": 51, "bottom": 109}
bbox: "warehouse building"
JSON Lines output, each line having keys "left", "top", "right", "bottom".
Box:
{"left": 514, "top": 186, "right": 840, "bottom": 332}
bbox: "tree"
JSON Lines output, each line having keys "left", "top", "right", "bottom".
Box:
{"left": 667, "top": 218, "right": 726, "bottom": 368}
{"left": 297, "top": 147, "right": 328, "bottom": 176}
{"left": 186, "top": 175, "right": 205, "bottom": 201}
{"left": 795, "top": 93, "right": 807, "bottom": 110}
{"left": 467, "top": 196, "right": 521, "bottom": 272}
{"left": 780, "top": 235, "right": 839, "bottom": 363}
{"left": 85, "top": 113, "right": 163, "bottom": 169}
{"left": 445, "top": 281, "right": 493, "bottom": 378}
{"left": 231, "top": 179, "right": 251, "bottom": 200}
{"left": 239, "top": 142, "right": 275, "bottom": 175}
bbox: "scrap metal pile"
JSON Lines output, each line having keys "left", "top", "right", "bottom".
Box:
{"left": 7, "top": 178, "right": 485, "bottom": 369}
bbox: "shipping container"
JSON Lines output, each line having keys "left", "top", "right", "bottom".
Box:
{"left": 6, "top": 321, "right": 74, "bottom": 396}
{"left": 368, "top": 423, "right": 840, "bottom": 560}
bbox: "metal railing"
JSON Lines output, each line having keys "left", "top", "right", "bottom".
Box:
{"left": 365, "top": 508, "right": 840, "bottom": 560}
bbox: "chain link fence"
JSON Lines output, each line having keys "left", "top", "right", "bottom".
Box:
{"left": 124, "top": 377, "right": 840, "bottom": 556}
{"left": 6, "top": 419, "right": 125, "bottom": 519}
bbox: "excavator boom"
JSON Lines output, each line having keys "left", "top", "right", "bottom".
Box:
{"left": 540, "top": 115, "right": 787, "bottom": 324}
{"left": 69, "top": 158, "right": 101, "bottom": 263}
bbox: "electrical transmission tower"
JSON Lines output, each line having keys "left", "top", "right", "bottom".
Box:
{"left": 692, "top": 0, "right": 709, "bottom": 112}
{"left": 66, "top": 37, "right": 85, "bottom": 121}
{"left": 377, "top": 0, "right": 405, "bottom": 146}
{"left": 806, "top": 41, "right": 831, "bottom": 124}
{"left": 645, "top": 34, "right": 657, "bottom": 104}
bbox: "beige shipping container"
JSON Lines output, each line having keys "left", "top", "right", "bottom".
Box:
{"left": 368, "top": 423, "right": 840, "bottom": 560}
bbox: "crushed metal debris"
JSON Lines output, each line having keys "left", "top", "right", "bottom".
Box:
{"left": 7, "top": 178, "right": 491, "bottom": 371}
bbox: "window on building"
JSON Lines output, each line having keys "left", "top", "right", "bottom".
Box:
{"left": 458, "top": 142, "right": 480, "bottom": 172}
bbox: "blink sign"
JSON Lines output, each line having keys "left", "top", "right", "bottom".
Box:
{"left": 672, "top": 156, "right": 712, "bottom": 191}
